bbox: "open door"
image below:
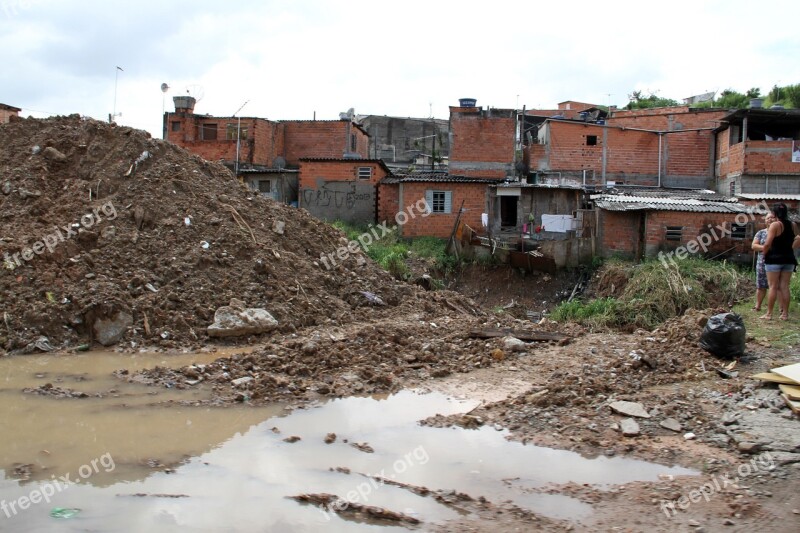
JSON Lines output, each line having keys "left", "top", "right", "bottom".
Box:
{"left": 500, "top": 196, "right": 518, "bottom": 228}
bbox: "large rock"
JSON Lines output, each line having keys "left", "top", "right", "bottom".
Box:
{"left": 93, "top": 311, "right": 133, "bottom": 346}
{"left": 207, "top": 299, "right": 278, "bottom": 338}
{"left": 620, "top": 418, "right": 641, "bottom": 437}
{"left": 609, "top": 400, "right": 651, "bottom": 418}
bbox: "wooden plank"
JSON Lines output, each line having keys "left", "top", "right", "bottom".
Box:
{"left": 782, "top": 394, "right": 800, "bottom": 415}
{"left": 751, "top": 372, "right": 798, "bottom": 385}
{"left": 468, "top": 328, "right": 569, "bottom": 342}
{"left": 779, "top": 384, "right": 800, "bottom": 401}
{"left": 771, "top": 363, "right": 800, "bottom": 385}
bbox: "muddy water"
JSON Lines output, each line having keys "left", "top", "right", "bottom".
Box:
{"left": 0, "top": 352, "right": 697, "bottom": 531}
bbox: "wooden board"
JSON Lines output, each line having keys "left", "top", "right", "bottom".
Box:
{"left": 751, "top": 372, "right": 798, "bottom": 385}
{"left": 779, "top": 384, "right": 800, "bottom": 401}
{"left": 782, "top": 394, "right": 800, "bottom": 415}
{"left": 771, "top": 363, "right": 800, "bottom": 385}
{"left": 468, "top": 328, "right": 569, "bottom": 342}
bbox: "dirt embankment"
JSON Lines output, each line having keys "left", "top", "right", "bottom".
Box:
{"left": 0, "top": 115, "right": 481, "bottom": 354}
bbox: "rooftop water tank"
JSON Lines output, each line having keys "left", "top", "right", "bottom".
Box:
{"left": 459, "top": 98, "right": 477, "bottom": 107}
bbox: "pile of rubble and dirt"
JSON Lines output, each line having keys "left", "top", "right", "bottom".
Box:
{"left": 0, "top": 115, "right": 479, "bottom": 354}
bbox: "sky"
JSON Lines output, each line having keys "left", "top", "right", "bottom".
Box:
{"left": 1, "top": 0, "right": 799, "bottom": 139}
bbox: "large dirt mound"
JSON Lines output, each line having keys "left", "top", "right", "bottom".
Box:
{"left": 0, "top": 115, "right": 464, "bottom": 353}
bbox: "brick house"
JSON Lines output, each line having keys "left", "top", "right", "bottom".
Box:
{"left": 449, "top": 104, "right": 516, "bottom": 179}
{"left": 592, "top": 188, "right": 761, "bottom": 262}
{"left": 714, "top": 107, "right": 800, "bottom": 196}
{"left": 164, "top": 96, "right": 369, "bottom": 205}
{"left": 0, "top": 103, "right": 21, "bottom": 124}
{"left": 299, "top": 158, "right": 390, "bottom": 224}
{"left": 378, "top": 172, "right": 502, "bottom": 238}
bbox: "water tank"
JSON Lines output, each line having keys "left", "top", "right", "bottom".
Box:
{"left": 749, "top": 98, "right": 763, "bottom": 109}
{"left": 459, "top": 98, "right": 477, "bottom": 107}
{"left": 770, "top": 104, "right": 785, "bottom": 110}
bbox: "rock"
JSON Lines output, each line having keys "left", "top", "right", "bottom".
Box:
{"left": 272, "top": 220, "right": 285, "bottom": 235}
{"left": 324, "top": 433, "right": 336, "bottom": 444}
{"left": 207, "top": 301, "right": 278, "bottom": 338}
{"left": 688, "top": 519, "right": 701, "bottom": 527}
{"left": 620, "top": 418, "right": 641, "bottom": 437}
{"left": 684, "top": 432, "right": 697, "bottom": 440}
{"left": 660, "top": 418, "right": 682, "bottom": 432}
{"left": 283, "top": 436, "right": 301, "bottom": 443}
{"left": 93, "top": 311, "right": 133, "bottom": 346}
{"left": 721, "top": 413, "right": 739, "bottom": 426}
{"left": 609, "top": 401, "right": 651, "bottom": 419}
{"left": 42, "top": 146, "right": 67, "bottom": 162}
{"left": 490, "top": 348, "right": 505, "bottom": 361}
{"left": 723, "top": 519, "right": 734, "bottom": 526}
{"left": 738, "top": 441, "right": 762, "bottom": 454}
{"left": 231, "top": 376, "right": 254, "bottom": 386}
{"left": 765, "top": 452, "right": 800, "bottom": 465}
{"left": 1, "top": 181, "right": 11, "bottom": 195}
{"left": 502, "top": 336, "right": 527, "bottom": 353}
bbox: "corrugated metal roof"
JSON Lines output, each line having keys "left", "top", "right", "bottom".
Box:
{"left": 737, "top": 193, "right": 800, "bottom": 201}
{"left": 238, "top": 168, "right": 298, "bottom": 174}
{"left": 593, "top": 197, "right": 752, "bottom": 213}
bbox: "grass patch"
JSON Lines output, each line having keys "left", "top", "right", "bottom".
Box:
{"left": 552, "top": 257, "right": 750, "bottom": 330}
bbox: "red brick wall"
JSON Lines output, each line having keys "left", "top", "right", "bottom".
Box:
{"left": 743, "top": 140, "right": 798, "bottom": 174}
{"left": 166, "top": 116, "right": 277, "bottom": 166}
{"left": 377, "top": 183, "right": 400, "bottom": 224}
{"left": 298, "top": 160, "right": 387, "bottom": 190}
{"left": 283, "top": 121, "right": 369, "bottom": 166}
{"left": 600, "top": 209, "right": 756, "bottom": 258}
{"left": 558, "top": 101, "right": 599, "bottom": 112}
{"left": 599, "top": 211, "right": 641, "bottom": 257}
{"left": 715, "top": 133, "right": 743, "bottom": 178}
{"left": 397, "top": 182, "right": 489, "bottom": 238}
{"left": 449, "top": 107, "right": 515, "bottom": 178}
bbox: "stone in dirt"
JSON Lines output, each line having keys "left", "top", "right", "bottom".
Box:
{"left": 609, "top": 400, "right": 651, "bottom": 418}
{"left": 503, "top": 336, "right": 527, "bottom": 352}
{"left": 620, "top": 418, "right": 641, "bottom": 437}
{"left": 231, "top": 376, "right": 253, "bottom": 386}
{"left": 93, "top": 311, "right": 134, "bottom": 346}
{"left": 737, "top": 441, "right": 762, "bottom": 454}
{"left": 207, "top": 299, "right": 278, "bottom": 338}
{"left": 42, "top": 146, "right": 67, "bottom": 162}
{"left": 660, "top": 418, "right": 682, "bottom": 432}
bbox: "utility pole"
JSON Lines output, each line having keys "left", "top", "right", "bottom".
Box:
{"left": 111, "top": 66, "right": 123, "bottom": 123}
{"left": 233, "top": 100, "right": 249, "bottom": 176}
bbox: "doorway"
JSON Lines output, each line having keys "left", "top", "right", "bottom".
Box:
{"left": 500, "top": 196, "right": 518, "bottom": 228}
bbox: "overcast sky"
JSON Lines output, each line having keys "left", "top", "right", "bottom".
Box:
{"left": 2, "top": 0, "right": 798, "bottom": 138}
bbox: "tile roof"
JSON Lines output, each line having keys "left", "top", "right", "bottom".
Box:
{"left": 382, "top": 173, "right": 503, "bottom": 184}
{"left": 591, "top": 187, "right": 752, "bottom": 213}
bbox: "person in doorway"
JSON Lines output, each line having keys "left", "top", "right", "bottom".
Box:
{"left": 761, "top": 203, "right": 799, "bottom": 320}
{"left": 751, "top": 213, "right": 776, "bottom": 311}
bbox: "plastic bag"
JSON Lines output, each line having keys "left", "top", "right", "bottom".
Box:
{"left": 699, "top": 312, "right": 746, "bottom": 359}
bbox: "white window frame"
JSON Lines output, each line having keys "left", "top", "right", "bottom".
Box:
{"left": 357, "top": 166, "right": 372, "bottom": 180}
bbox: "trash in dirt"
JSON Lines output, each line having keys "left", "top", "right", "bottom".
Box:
{"left": 750, "top": 372, "right": 797, "bottom": 385}
{"left": 359, "top": 291, "right": 385, "bottom": 306}
{"left": 771, "top": 363, "right": 800, "bottom": 385}
{"left": 200, "top": 241, "right": 210, "bottom": 249}
{"left": 272, "top": 220, "right": 285, "bottom": 235}
{"left": 699, "top": 312, "right": 746, "bottom": 359}
{"left": 184, "top": 217, "right": 192, "bottom": 226}
{"left": 145, "top": 283, "right": 158, "bottom": 293}
{"left": 289, "top": 493, "right": 421, "bottom": 525}
{"left": 350, "top": 442, "right": 374, "bottom": 453}
{"left": 779, "top": 384, "right": 800, "bottom": 401}
{"left": 50, "top": 508, "right": 81, "bottom": 519}
{"left": 683, "top": 432, "right": 696, "bottom": 440}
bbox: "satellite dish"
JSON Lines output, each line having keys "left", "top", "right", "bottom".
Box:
{"left": 160, "top": 83, "right": 170, "bottom": 93}
{"left": 273, "top": 156, "right": 286, "bottom": 170}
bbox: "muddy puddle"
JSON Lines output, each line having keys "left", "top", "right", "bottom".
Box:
{"left": 0, "top": 352, "right": 697, "bottom": 531}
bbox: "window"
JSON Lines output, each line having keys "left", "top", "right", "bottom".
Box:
{"left": 226, "top": 123, "right": 248, "bottom": 140}
{"left": 257, "top": 180, "right": 271, "bottom": 194}
{"left": 425, "top": 190, "right": 452, "bottom": 214}
{"left": 586, "top": 135, "right": 598, "bottom": 146}
{"left": 350, "top": 133, "right": 357, "bottom": 152}
{"left": 731, "top": 223, "right": 747, "bottom": 240}
{"left": 357, "top": 166, "right": 372, "bottom": 180}
{"left": 729, "top": 180, "right": 736, "bottom": 196}
{"left": 200, "top": 123, "right": 217, "bottom": 141}
{"left": 665, "top": 226, "right": 683, "bottom": 241}
{"left": 171, "top": 121, "right": 181, "bottom": 132}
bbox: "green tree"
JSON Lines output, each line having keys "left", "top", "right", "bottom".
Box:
{"left": 714, "top": 89, "right": 749, "bottom": 109}
{"left": 625, "top": 91, "right": 679, "bottom": 110}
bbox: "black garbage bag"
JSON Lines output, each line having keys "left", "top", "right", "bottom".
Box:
{"left": 699, "top": 312, "right": 746, "bottom": 359}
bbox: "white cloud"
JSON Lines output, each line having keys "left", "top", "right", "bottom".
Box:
{"left": 2, "top": 0, "right": 798, "bottom": 137}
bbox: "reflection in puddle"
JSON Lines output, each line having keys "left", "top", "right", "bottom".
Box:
{"left": 0, "top": 354, "right": 698, "bottom": 531}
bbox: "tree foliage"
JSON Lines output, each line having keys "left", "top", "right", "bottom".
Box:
{"left": 688, "top": 83, "right": 799, "bottom": 109}
{"left": 625, "top": 91, "right": 679, "bottom": 110}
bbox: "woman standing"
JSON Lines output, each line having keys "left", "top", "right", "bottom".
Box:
{"left": 761, "top": 203, "right": 799, "bottom": 320}
{"left": 751, "top": 213, "right": 775, "bottom": 311}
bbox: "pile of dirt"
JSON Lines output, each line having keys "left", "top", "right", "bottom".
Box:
{"left": 0, "top": 115, "right": 471, "bottom": 353}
